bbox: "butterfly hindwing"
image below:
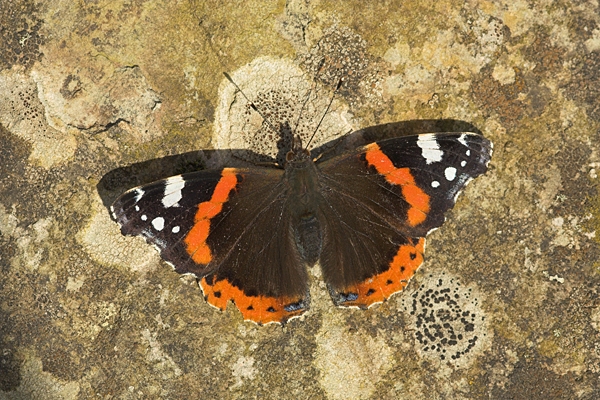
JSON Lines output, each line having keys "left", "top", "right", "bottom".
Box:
{"left": 316, "top": 182, "right": 426, "bottom": 307}
{"left": 197, "top": 168, "right": 310, "bottom": 324}
{"left": 316, "top": 133, "right": 492, "bottom": 308}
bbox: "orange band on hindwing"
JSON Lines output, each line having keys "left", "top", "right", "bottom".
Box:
{"left": 338, "top": 237, "right": 426, "bottom": 308}
{"left": 184, "top": 168, "right": 239, "bottom": 264}
{"left": 199, "top": 276, "right": 306, "bottom": 324}
{"left": 365, "top": 143, "right": 430, "bottom": 227}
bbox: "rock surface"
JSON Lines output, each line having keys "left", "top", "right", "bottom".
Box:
{"left": 1, "top": 1, "right": 599, "bottom": 399}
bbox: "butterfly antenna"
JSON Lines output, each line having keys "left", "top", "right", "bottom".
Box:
{"left": 197, "top": 16, "right": 280, "bottom": 135}
{"left": 222, "top": 72, "right": 281, "bottom": 135}
{"left": 305, "top": 77, "right": 343, "bottom": 150}
{"left": 197, "top": 22, "right": 281, "bottom": 138}
{"left": 293, "top": 58, "right": 326, "bottom": 134}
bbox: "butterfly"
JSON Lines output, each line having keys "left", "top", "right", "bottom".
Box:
{"left": 111, "top": 120, "right": 492, "bottom": 325}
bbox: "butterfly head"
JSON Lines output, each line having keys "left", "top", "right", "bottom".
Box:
{"left": 285, "top": 135, "right": 311, "bottom": 166}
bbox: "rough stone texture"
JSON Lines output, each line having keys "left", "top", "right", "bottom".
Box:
{"left": 1, "top": 0, "right": 599, "bottom": 399}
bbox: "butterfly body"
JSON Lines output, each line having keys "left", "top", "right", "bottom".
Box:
{"left": 284, "top": 150, "right": 323, "bottom": 267}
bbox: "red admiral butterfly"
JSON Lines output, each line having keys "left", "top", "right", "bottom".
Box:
{"left": 111, "top": 122, "right": 492, "bottom": 324}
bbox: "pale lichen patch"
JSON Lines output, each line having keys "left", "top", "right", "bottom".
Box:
{"left": 0, "top": 72, "right": 76, "bottom": 169}
{"left": 213, "top": 56, "right": 353, "bottom": 167}
{"left": 492, "top": 64, "right": 516, "bottom": 85}
{"left": 65, "top": 276, "right": 85, "bottom": 292}
{"left": 76, "top": 195, "right": 159, "bottom": 273}
{"left": 584, "top": 29, "right": 600, "bottom": 52}
{"left": 230, "top": 356, "right": 257, "bottom": 389}
{"left": 0, "top": 203, "right": 19, "bottom": 237}
{"left": 402, "top": 272, "right": 491, "bottom": 369}
{"left": 141, "top": 329, "right": 183, "bottom": 379}
{"left": 32, "top": 65, "right": 162, "bottom": 139}
{"left": 314, "top": 317, "right": 393, "bottom": 400}
{"left": 7, "top": 354, "right": 80, "bottom": 399}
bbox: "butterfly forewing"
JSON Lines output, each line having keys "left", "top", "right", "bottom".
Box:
{"left": 112, "top": 171, "right": 224, "bottom": 273}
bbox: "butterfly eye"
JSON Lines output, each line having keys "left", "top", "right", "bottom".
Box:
{"left": 286, "top": 150, "right": 295, "bottom": 162}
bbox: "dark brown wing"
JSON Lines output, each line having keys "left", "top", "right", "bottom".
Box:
{"left": 112, "top": 167, "right": 309, "bottom": 324}
{"left": 316, "top": 133, "right": 492, "bottom": 307}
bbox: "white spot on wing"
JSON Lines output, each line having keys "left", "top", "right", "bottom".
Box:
{"left": 134, "top": 188, "right": 144, "bottom": 203}
{"left": 141, "top": 215, "right": 148, "bottom": 221}
{"left": 466, "top": 149, "right": 471, "bottom": 157}
{"left": 445, "top": 167, "right": 457, "bottom": 181}
{"left": 152, "top": 217, "right": 165, "bottom": 231}
{"left": 461, "top": 160, "right": 467, "bottom": 167}
{"left": 135, "top": 205, "right": 140, "bottom": 212}
{"left": 458, "top": 133, "right": 468, "bottom": 147}
{"left": 417, "top": 134, "right": 443, "bottom": 164}
{"left": 431, "top": 181, "right": 440, "bottom": 188}
{"left": 172, "top": 226, "right": 180, "bottom": 233}
{"left": 162, "top": 175, "right": 185, "bottom": 208}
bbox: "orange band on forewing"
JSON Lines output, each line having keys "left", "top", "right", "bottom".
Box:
{"left": 365, "top": 143, "right": 430, "bottom": 227}
{"left": 184, "top": 168, "right": 238, "bottom": 264}
{"left": 402, "top": 184, "right": 429, "bottom": 226}
{"left": 365, "top": 145, "right": 396, "bottom": 175}
{"left": 406, "top": 208, "right": 425, "bottom": 227}
{"left": 197, "top": 202, "right": 222, "bottom": 220}
{"left": 192, "top": 244, "right": 212, "bottom": 265}
{"left": 339, "top": 237, "right": 426, "bottom": 308}
{"left": 200, "top": 277, "right": 306, "bottom": 324}
{"left": 212, "top": 172, "right": 238, "bottom": 203}
{"left": 388, "top": 168, "right": 416, "bottom": 186}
